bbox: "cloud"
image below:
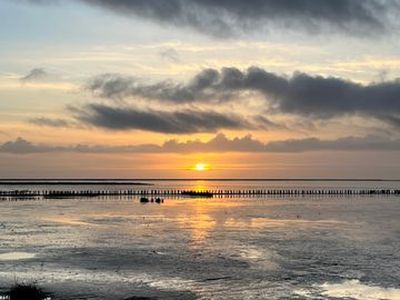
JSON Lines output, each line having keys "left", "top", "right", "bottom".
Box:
{"left": 85, "top": 70, "right": 227, "bottom": 102}
{"left": 86, "top": 68, "right": 287, "bottom": 103}
{"left": 87, "top": 67, "right": 400, "bottom": 127}
{"left": 159, "top": 48, "right": 180, "bottom": 63}
{"left": 162, "top": 133, "right": 266, "bottom": 153}
{"left": 69, "top": 103, "right": 261, "bottom": 133}
{"left": 0, "top": 137, "right": 51, "bottom": 154}
{"left": 264, "top": 135, "right": 400, "bottom": 152}
{"left": 19, "top": 0, "right": 399, "bottom": 38}
{"left": 20, "top": 68, "right": 48, "bottom": 82}
{"left": 76, "top": 0, "right": 398, "bottom": 38}
{"left": 2, "top": 134, "right": 400, "bottom": 154}
{"left": 166, "top": 134, "right": 400, "bottom": 153}
{"left": 29, "top": 117, "right": 72, "bottom": 127}
{"left": 0, "top": 137, "right": 160, "bottom": 154}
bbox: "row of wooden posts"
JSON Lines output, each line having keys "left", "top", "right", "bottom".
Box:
{"left": 0, "top": 188, "right": 399, "bottom": 198}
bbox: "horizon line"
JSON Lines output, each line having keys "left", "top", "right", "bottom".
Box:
{"left": 0, "top": 178, "right": 400, "bottom": 182}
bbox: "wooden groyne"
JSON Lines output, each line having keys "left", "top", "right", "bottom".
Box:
{"left": 0, "top": 188, "right": 399, "bottom": 199}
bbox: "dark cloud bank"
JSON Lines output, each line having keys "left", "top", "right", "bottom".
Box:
{"left": 1, "top": 134, "right": 400, "bottom": 155}
{"left": 23, "top": 0, "right": 399, "bottom": 37}
{"left": 68, "top": 104, "right": 276, "bottom": 133}
{"left": 30, "top": 66, "right": 400, "bottom": 134}
{"left": 87, "top": 67, "right": 400, "bottom": 129}
{"left": 30, "top": 104, "right": 278, "bottom": 134}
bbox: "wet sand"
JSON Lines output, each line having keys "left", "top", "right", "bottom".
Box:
{"left": 0, "top": 195, "right": 399, "bottom": 299}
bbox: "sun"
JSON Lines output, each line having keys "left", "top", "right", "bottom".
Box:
{"left": 193, "top": 163, "right": 209, "bottom": 171}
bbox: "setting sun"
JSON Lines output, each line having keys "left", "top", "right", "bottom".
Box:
{"left": 193, "top": 163, "right": 209, "bottom": 171}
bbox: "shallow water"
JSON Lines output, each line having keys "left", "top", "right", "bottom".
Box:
{"left": 0, "top": 252, "right": 36, "bottom": 261}
{"left": 0, "top": 181, "right": 399, "bottom": 299}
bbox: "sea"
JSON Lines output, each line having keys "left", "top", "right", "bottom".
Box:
{"left": 0, "top": 180, "right": 399, "bottom": 300}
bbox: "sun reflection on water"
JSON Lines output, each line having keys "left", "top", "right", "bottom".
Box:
{"left": 168, "top": 196, "right": 246, "bottom": 244}
{"left": 193, "top": 180, "right": 208, "bottom": 192}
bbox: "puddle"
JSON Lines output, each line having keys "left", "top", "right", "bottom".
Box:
{"left": 0, "top": 252, "right": 36, "bottom": 261}
{"left": 320, "top": 280, "right": 400, "bottom": 300}
{"left": 297, "top": 279, "right": 400, "bottom": 300}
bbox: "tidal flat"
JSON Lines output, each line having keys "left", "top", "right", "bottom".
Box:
{"left": 0, "top": 184, "right": 399, "bottom": 299}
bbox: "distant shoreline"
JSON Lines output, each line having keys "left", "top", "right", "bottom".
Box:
{"left": 0, "top": 180, "right": 153, "bottom": 185}
{"left": 0, "top": 178, "right": 399, "bottom": 185}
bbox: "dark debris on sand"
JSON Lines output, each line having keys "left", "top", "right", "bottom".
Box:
{"left": 4, "top": 283, "right": 49, "bottom": 300}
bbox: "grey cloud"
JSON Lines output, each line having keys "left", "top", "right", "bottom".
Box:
{"left": 162, "top": 133, "right": 265, "bottom": 153}
{"left": 2, "top": 134, "right": 400, "bottom": 155}
{"left": 87, "top": 68, "right": 285, "bottom": 103}
{"left": 0, "top": 137, "right": 52, "bottom": 154}
{"left": 72, "top": 143, "right": 161, "bottom": 153}
{"left": 159, "top": 48, "right": 180, "bottom": 63}
{"left": 0, "top": 137, "right": 160, "bottom": 154}
{"left": 29, "top": 117, "right": 72, "bottom": 127}
{"left": 86, "top": 70, "right": 227, "bottom": 102}
{"left": 264, "top": 135, "right": 400, "bottom": 152}
{"left": 69, "top": 104, "right": 257, "bottom": 133}
{"left": 20, "top": 68, "right": 47, "bottom": 82}
{"left": 78, "top": 0, "right": 398, "bottom": 38}
{"left": 20, "top": 0, "right": 399, "bottom": 38}
{"left": 164, "top": 134, "right": 400, "bottom": 153}
{"left": 375, "top": 114, "right": 400, "bottom": 128}
{"left": 88, "top": 67, "right": 400, "bottom": 127}
{"left": 275, "top": 73, "right": 400, "bottom": 119}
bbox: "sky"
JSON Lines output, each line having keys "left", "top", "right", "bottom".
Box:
{"left": 1, "top": 0, "right": 400, "bottom": 179}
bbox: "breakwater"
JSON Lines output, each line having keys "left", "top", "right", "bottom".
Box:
{"left": 0, "top": 188, "right": 399, "bottom": 199}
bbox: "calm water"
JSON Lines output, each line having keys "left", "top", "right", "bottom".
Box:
{"left": 0, "top": 179, "right": 399, "bottom": 193}
{"left": 0, "top": 180, "right": 399, "bottom": 299}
